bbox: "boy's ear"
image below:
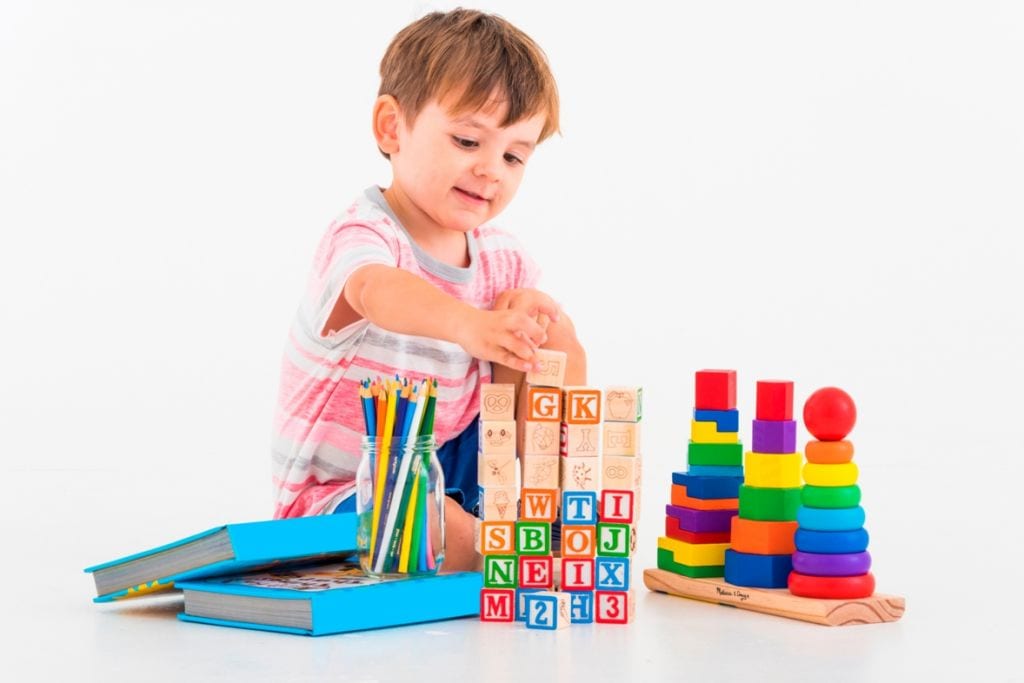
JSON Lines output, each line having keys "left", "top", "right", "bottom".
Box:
{"left": 373, "top": 95, "right": 401, "bottom": 156}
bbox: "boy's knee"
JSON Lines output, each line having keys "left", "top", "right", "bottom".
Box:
{"left": 545, "top": 313, "right": 585, "bottom": 358}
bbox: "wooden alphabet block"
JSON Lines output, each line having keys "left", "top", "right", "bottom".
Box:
{"left": 518, "top": 555, "right": 554, "bottom": 589}
{"left": 562, "top": 387, "right": 602, "bottom": 424}
{"left": 480, "top": 383, "right": 516, "bottom": 421}
{"left": 561, "top": 456, "right": 599, "bottom": 492}
{"left": 595, "top": 590, "right": 635, "bottom": 624}
{"left": 560, "top": 422, "right": 599, "bottom": 458}
{"left": 525, "top": 349, "right": 567, "bottom": 388}
{"left": 596, "top": 523, "right": 631, "bottom": 557}
{"left": 479, "top": 420, "right": 515, "bottom": 456}
{"left": 483, "top": 555, "right": 517, "bottom": 588}
{"left": 570, "top": 591, "right": 595, "bottom": 624}
{"left": 478, "top": 451, "right": 515, "bottom": 487}
{"left": 604, "top": 386, "right": 642, "bottom": 422}
{"left": 478, "top": 520, "right": 515, "bottom": 556}
{"left": 526, "top": 386, "right": 562, "bottom": 422}
{"left": 524, "top": 590, "right": 570, "bottom": 630}
{"left": 521, "top": 454, "right": 559, "bottom": 489}
{"left": 603, "top": 422, "right": 640, "bottom": 456}
{"left": 523, "top": 420, "right": 559, "bottom": 455}
{"left": 480, "top": 588, "right": 515, "bottom": 622}
{"left": 562, "top": 491, "right": 598, "bottom": 525}
{"left": 515, "top": 588, "right": 542, "bottom": 621}
{"left": 560, "top": 558, "right": 596, "bottom": 591}
{"left": 478, "top": 485, "right": 518, "bottom": 522}
{"left": 602, "top": 454, "right": 642, "bottom": 492}
{"left": 595, "top": 557, "right": 631, "bottom": 591}
{"left": 516, "top": 521, "right": 552, "bottom": 555}
{"left": 560, "top": 525, "right": 597, "bottom": 559}
{"left": 599, "top": 490, "right": 636, "bottom": 524}
{"left": 520, "top": 489, "right": 558, "bottom": 523}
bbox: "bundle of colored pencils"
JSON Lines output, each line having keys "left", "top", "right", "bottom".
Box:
{"left": 358, "top": 376, "right": 440, "bottom": 576}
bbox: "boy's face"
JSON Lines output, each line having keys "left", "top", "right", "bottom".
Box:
{"left": 389, "top": 93, "right": 545, "bottom": 234}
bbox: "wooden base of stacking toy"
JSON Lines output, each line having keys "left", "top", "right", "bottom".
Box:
{"left": 643, "top": 568, "right": 904, "bottom": 627}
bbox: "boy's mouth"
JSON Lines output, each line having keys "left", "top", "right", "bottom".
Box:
{"left": 454, "top": 186, "right": 490, "bottom": 204}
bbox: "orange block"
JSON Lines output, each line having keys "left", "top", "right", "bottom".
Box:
{"left": 805, "top": 440, "right": 855, "bottom": 464}
{"left": 670, "top": 484, "right": 738, "bottom": 511}
{"left": 729, "top": 517, "right": 798, "bottom": 555}
{"left": 526, "top": 386, "right": 562, "bottom": 422}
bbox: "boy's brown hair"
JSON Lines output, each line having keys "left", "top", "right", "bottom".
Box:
{"left": 379, "top": 8, "right": 560, "bottom": 146}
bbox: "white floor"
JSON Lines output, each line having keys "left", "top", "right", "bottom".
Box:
{"left": 4, "top": 464, "right": 1017, "bottom": 682}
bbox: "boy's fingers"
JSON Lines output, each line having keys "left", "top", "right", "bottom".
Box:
{"left": 535, "top": 301, "right": 560, "bottom": 322}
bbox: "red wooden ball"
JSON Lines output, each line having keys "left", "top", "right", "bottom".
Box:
{"left": 803, "top": 387, "right": 857, "bottom": 441}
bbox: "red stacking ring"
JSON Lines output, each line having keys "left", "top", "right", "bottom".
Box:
{"left": 788, "top": 571, "right": 875, "bottom": 599}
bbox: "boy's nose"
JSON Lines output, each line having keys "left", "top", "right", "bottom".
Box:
{"left": 472, "top": 157, "right": 502, "bottom": 182}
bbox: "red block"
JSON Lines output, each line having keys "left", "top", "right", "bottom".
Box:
{"left": 756, "top": 380, "right": 794, "bottom": 420}
{"left": 695, "top": 370, "right": 737, "bottom": 410}
{"left": 518, "top": 555, "right": 554, "bottom": 589}
{"left": 664, "top": 518, "right": 732, "bottom": 544}
{"left": 480, "top": 589, "right": 515, "bottom": 622}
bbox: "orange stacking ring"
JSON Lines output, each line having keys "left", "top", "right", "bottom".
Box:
{"left": 671, "top": 484, "right": 739, "bottom": 511}
{"left": 805, "top": 440, "right": 855, "bottom": 464}
{"left": 788, "top": 571, "right": 876, "bottom": 599}
{"left": 729, "top": 517, "right": 798, "bottom": 555}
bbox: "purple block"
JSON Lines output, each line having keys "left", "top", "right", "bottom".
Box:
{"left": 792, "top": 551, "right": 872, "bottom": 577}
{"left": 665, "top": 504, "right": 737, "bottom": 533}
{"left": 752, "top": 419, "right": 797, "bottom": 454}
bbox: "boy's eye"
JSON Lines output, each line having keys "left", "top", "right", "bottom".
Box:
{"left": 504, "top": 153, "right": 523, "bottom": 166}
{"left": 452, "top": 136, "right": 478, "bottom": 148}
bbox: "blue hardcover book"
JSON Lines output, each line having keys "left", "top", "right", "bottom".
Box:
{"left": 84, "top": 513, "right": 358, "bottom": 602}
{"left": 176, "top": 561, "right": 483, "bottom": 636}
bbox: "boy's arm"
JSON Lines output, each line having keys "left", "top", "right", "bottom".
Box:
{"left": 343, "top": 264, "right": 556, "bottom": 373}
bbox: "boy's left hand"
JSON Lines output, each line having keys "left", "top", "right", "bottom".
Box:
{"left": 492, "top": 288, "right": 562, "bottom": 344}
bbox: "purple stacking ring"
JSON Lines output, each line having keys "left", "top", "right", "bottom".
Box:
{"left": 792, "top": 550, "right": 872, "bottom": 577}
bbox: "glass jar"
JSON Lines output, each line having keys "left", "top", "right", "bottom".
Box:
{"left": 356, "top": 434, "right": 445, "bottom": 578}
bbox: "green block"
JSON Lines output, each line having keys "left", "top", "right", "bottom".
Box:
{"left": 802, "top": 484, "right": 861, "bottom": 509}
{"left": 656, "top": 548, "right": 725, "bottom": 578}
{"left": 687, "top": 441, "right": 743, "bottom": 466}
{"left": 516, "top": 521, "right": 551, "bottom": 556}
{"left": 484, "top": 555, "right": 518, "bottom": 588}
{"left": 597, "top": 523, "right": 630, "bottom": 557}
{"left": 738, "top": 485, "right": 802, "bottom": 521}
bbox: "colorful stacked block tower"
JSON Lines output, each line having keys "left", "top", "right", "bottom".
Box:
{"left": 789, "top": 387, "right": 875, "bottom": 599}
{"left": 657, "top": 370, "right": 741, "bottom": 579}
{"left": 724, "top": 380, "right": 802, "bottom": 588}
{"left": 478, "top": 381, "right": 521, "bottom": 623}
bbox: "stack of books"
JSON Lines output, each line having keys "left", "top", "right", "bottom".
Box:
{"left": 83, "top": 512, "right": 481, "bottom": 636}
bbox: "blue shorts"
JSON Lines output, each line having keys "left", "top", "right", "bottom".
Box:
{"left": 334, "top": 417, "right": 481, "bottom": 515}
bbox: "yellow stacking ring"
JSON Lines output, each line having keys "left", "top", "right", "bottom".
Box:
{"left": 744, "top": 452, "right": 802, "bottom": 488}
{"left": 657, "top": 536, "right": 730, "bottom": 567}
{"left": 803, "top": 462, "right": 859, "bottom": 487}
{"left": 690, "top": 419, "right": 739, "bottom": 444}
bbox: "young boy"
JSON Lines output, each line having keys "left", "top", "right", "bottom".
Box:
{"left": 271, "top": 10, "right": 586, "bottom": 571}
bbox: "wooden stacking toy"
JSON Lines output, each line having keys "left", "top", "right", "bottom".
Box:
{"left": 788, "top": 387, "right": 875, "bottom": 599}
{"left": 724, "top": 380, "right": 801, "bottom": 588}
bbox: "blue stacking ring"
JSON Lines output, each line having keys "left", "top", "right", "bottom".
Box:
{"left": 794, "top": 528, "right": 870, "bottom": 554}
{"left": 796, "top": 505, "right": 866, "bottom": 531}
{"left": 687, "top": 465, "right": 744, "bottom": 478}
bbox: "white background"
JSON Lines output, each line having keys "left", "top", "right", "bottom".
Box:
{"left": 2, "top": 1, "right": 1022, "bottom": 680}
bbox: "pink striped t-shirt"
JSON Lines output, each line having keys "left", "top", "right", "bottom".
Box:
{"left": 271, "top": 186, "right": 540, "bottom": 518}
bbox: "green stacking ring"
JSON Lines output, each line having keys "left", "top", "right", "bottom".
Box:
{"left": 687, "top": 441, "right": 743, "bottom": 466}
{"left": 656, "top": 548, "right": 725, "bottom": 578}
{"left": 801, "top": 484, "right": 861, "bottom": 509}
{"left": 738, "top": 485, "right": 802, "bottom": 521}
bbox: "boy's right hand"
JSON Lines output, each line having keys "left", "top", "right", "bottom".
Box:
{"left": 455, "top": 307, "right": 551, "bottom": 373}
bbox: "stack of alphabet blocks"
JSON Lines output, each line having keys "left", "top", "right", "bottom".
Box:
{"left": 479, "top": 349, "right": 641, "bottom": 627}
{"left": 657, "top": 369, "right": 742, "bottom": 578}
{"left": 724, "top": 380, "right": 802, "bottom": 588}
